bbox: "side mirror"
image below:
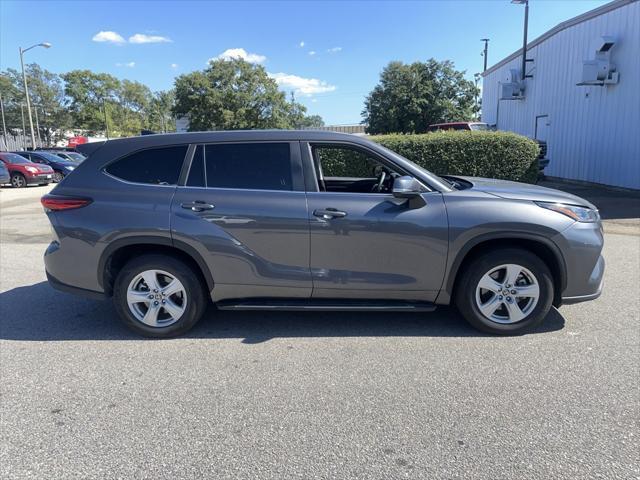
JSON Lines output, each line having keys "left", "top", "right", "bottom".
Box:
{"left": 392, "top": 176, "right": 422, "bottom": 198}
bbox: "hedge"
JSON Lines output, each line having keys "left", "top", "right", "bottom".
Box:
{"left": 371, "top": 131, "right": 540, "bottom": 184}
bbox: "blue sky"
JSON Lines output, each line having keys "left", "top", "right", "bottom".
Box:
{"left": 1, "top": 0, "right": 609, "bottom": 125}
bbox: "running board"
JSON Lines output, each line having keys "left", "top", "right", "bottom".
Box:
{"left": 216, "top": 298, "right": 437, "bottom": 312}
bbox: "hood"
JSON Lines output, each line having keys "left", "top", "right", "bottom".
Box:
{"left": 455, "top": 176, "right": 596, "bottom": 209}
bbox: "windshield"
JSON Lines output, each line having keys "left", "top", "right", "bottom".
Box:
{"left": 65, "top": 152, "right": 85, "bottom": 161}
{"left": 2, "top": 153, "right": 32, "bottom": 164}
{"left": 469, "top": 123, "right": 490, "bottom": 131}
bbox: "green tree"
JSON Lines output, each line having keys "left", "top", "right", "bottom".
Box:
{"left": 362, "top": 59, "right": 479, "bottom": 134}
{"left": 62, "top": 69, "right": 121, "bottom": 134}
{"left": 1, "top": 64, "right": 70, "bottom": 144}
{"left": 148, "top": 90, "right": 176, "bottom": 133}
{"left": 173, "top": 58, "right": 313, "bottom": 130}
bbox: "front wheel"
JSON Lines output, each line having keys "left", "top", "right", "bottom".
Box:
{"left": 11, "top": 173, "right": 26, "bottom": 188}
{"left": 113, "top": 254, "right": 208, "bottom": 338}
{"left": 53, "top": 171, "right": 64, "bottom": 183}
{"left": 455, "top": 248, "right": 553, "bottom": 335}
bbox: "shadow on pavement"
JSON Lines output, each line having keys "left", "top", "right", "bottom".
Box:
{"left": 0, "top": 282, "right": 565, "bottom": 342}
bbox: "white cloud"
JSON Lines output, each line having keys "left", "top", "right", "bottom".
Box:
{"left": 299, "top": 41, "right": 305, "bottom": 47}
{"left": 213, "top": 48, "right": 266, "bottom": 64}
{"left": 327, "top": 47, "right": 342, "bottom": 53}
{"left": 170, "top": 63, "right": 179, "bottom": 69}
{"left": 308, "top": 51, "right": 316, "bottom": 56}
{"left": 92, "top": 31, "right": 126, "bottom": 44}
{"left": 269, "top": 72, "right": 336, "bottom": 96}
{"left": 116, "top": 61, "right": 135, "bottom": 67}
{"left": 129, "top": 33, "right": 172, "bottom": 44}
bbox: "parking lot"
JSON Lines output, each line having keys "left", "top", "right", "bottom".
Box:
{"left": 1, "top": 183, "right": 638, "bottom": 479}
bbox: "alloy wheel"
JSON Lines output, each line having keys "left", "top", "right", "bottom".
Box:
{"left": 475, "top": 263, "right": 540, "bottom": 324}
{"left": 11, "top": 175, "right": 25, "bottom": 188}
{"left": 126, "top": 269, "right": 187, "bottom": 327}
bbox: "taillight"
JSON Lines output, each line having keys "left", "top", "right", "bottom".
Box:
{"left": 41, "top": 194, "right": 92, "bottom": 211}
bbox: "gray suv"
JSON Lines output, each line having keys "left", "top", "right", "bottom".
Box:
{"left": 42, "top": 131, "right": 604, "bottom": 337}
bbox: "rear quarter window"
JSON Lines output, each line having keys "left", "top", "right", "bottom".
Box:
{"left": 105, "top": 145, "right": 188, "bottom": 185}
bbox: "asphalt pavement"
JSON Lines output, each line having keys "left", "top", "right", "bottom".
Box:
{"left": 1, "top": 184, "right": 638, "bottom": 479}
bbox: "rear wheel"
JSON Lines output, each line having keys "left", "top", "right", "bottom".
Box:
{"left": 113, "top": 254, "right": 208, "bottom": 338}
{"left": 10, "top": 173, "right": 26, "bottom": 188}
{"left": 455, "top": 248, "right": 553, "bottom": 334}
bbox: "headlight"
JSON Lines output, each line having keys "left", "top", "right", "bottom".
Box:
{"left": 65, "top": 166, "right": 75, "bottom": 171}
{"left": 25, "top": 166, "right": 38, "bottom": 173}
{"left": 536, "top": 202, "right": 600, "bottom": 222}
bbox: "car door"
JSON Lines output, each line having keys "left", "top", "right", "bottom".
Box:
{"left": 303, "top": 142, "right": 449, "bottom": 302}
{"left": 171, "top": 141, "right": 312, "bottom": 303}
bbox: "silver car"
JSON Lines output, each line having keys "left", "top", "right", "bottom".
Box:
{"left": 41, "top": 131, "right": 604, "bottom": 337}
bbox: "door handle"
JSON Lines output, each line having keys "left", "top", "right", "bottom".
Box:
{"left": 313, "top": 208, "right": 347, "bottom": 220}
{"left": 181, "top": 201, "right": 215, "bottom": 212}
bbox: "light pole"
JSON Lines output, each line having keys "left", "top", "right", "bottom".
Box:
{"left": 102, "top": 97, "right": 110, "bottom": 139}
{"left": 511, "top": 0, "right": 530, "bottom": 80}
{"left": 19, "top": 42, "right": 51, "bottom": 149}
{"left": 480, "top": 38, "right": 490, "bottom": 72}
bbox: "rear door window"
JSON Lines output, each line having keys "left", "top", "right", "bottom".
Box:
{"left": 105, "top": 145, "right": 188, "bottom": 185}
{"left": 203, "top": 143, "right": 293, "bottom": 191}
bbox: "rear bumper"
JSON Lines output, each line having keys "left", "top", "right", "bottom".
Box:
{"left": 46, "top": 271, "right": 105, "bottom": 300}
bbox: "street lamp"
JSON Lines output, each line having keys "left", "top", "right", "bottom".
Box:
{"left": 19, "top": 42, "right": 51, "bottom": 149}
{"left": 511, "top": 0, "right": 530, "bottom": 81}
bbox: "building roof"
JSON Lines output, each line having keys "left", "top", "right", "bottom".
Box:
{"left": 482, "top": 0, "right": 635, "bottom": 77}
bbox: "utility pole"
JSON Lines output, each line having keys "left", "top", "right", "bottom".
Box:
{"left": 474, "top": 73, "right": 482, "bottom": 120}
{"left": 33, "top": 106, "right": 42, "bottom": 146}
{"left": 102, "top": 97, "right": 110, "bottom": 139}
{"left": 481, "top": 38, "right": 490, "bottom": 72}
{"left": 20, "top": 103, "right": 27, "bottom": 149}
{"left": 18, "top": 42, "right": 51, "bottom": 149}
{"left": 0, "top": 92, "right": 7, "bottom": 138}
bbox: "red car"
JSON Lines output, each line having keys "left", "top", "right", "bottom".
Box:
{"left": 0, "top": 152, "right": 54, "bottom": 188}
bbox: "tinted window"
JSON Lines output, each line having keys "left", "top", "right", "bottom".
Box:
{"left": 204, "top": 143, "right": 292, "bottom": 191}
{"left": 186, "top": 145, "right": 205, "bottom": 187}
{"left": 106, "top": 146, "right": 187, "bottom": 185}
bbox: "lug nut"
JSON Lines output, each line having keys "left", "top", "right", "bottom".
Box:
{"left": 511, "top": 289, "right": 517, "bottom": 294}
{"left": 498, "top": 295, "right": 503, "bottom": 300}
{"left": 161, "top": 300, "right": 166, "bottom": 304}
{"left": 154, "top": 301, "right": 159, "bottom": 306}
{"left": 153, "top": 289, "right": 158, "bottom": 293}
{"left": 507, "top": 297, "right": 512, "bottom": 302}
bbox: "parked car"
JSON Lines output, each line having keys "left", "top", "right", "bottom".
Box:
{"left": 427, "top": 122, "right": 494, "bottom": 132}
{"left": 42, "top": 131, "right": 604, "bottom": 338}
{"left": 0, "top": 160, "right": 10, "bottom": 185}
{"left": 428, "top": 122, "right": 550, "bottom": 175}
{"left": 0, "top": 152, "right": 54, "bottom": 187}
{"left": 44, "top": 150, "right": 86, "bottom": 163}
{"left": 13, "top": 151, "right": 78, "bottom": 182}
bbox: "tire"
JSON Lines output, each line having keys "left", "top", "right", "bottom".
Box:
{"left": 113, "top": 254, "right": 208, "bottom": 338}
{"left": 53, "top": 171, "right": 64, "bottom": 183}
{"left": 10, "top": 173, "right": 26, "bottom": 188}
{"left": 455, "top": 248, "right": 553, "bottom": 335}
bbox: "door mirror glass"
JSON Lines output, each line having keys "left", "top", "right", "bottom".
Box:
{"left": 392, "top": 176, "right": 422, "bottom": 198}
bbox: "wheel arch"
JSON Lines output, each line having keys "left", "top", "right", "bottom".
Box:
{"left": 98, "top": 236, "right": 214, "bottom": 297}
{"left": 442, "top": 233, "right": 567, "bottom": 308}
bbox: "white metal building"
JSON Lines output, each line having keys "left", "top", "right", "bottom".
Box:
{"left": 482, "top": 0, "right": 639, "bottom": 189}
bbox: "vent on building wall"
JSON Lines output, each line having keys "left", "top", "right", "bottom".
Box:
{"left": 500, "top": 68, "right": 525, "bottom": 100}
{"left": 577, "top": 36, "right": 619, "bottom": 86}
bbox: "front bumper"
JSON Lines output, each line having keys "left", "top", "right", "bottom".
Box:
{"left": 26, "top": 173, "right": 53, "bottom": 184}
{"left": 561, "top": 254, "right": 605, "bottom": 304}
{"left": 554, "top": 220, "right": 605, "bottom": 306}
